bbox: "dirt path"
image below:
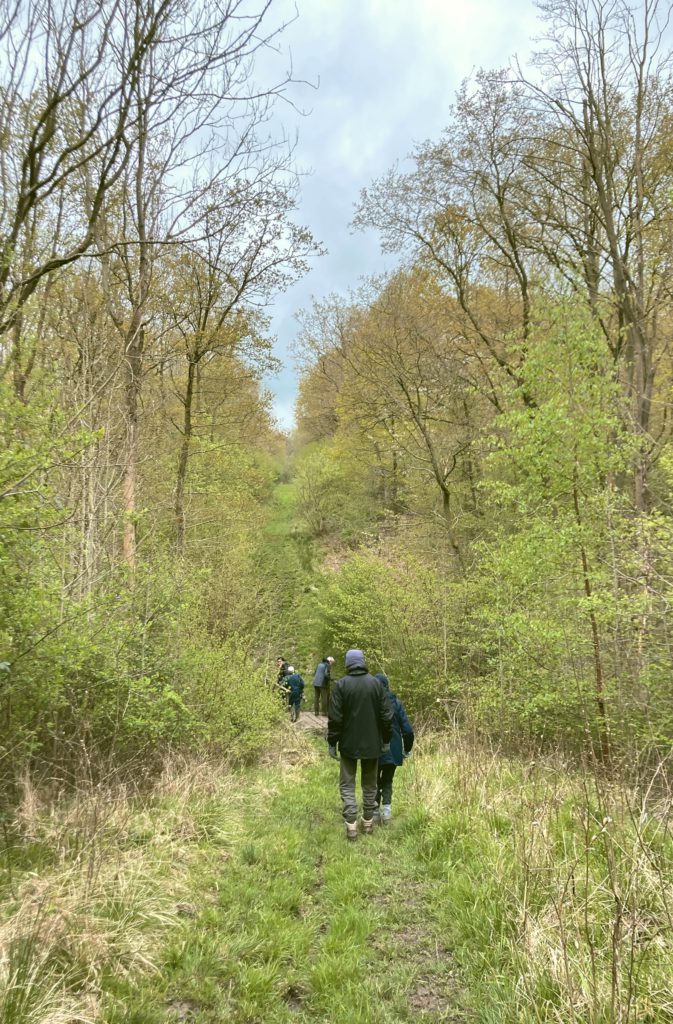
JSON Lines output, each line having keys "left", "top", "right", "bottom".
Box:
{"left": 294, "top": 710, "right": 326, "bottom": 732}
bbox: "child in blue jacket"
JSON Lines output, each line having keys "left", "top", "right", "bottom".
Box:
{"left": 283, "top": 667, "right": 305, "bottom": 722}
{"left": 373, "top": 672, "right": 414, "bottom": 822}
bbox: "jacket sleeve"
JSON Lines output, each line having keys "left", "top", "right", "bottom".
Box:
{"left": 397, "top": 698, "right": 414, "bottom": 753}
{"left": 379, "top": 684, "right": 394, "bottom": 743}
{"left": 327, "top": 680, "right": 343, "bottom": 747}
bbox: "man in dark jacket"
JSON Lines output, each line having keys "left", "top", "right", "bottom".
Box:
{"left": 312, "top": 655, "right": 334, "bottom": 716}
{"left": 327, "top": 649, "right": 394, "bottom": 841}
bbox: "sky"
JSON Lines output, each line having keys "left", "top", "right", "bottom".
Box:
{"left": 262, "top": 0, "right": 540, "bottom": 430}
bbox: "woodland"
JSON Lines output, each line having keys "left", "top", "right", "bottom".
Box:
{"left": 2, "top": 1, "right": 673, "bottom": 1020}
{"left": 4, "top": 0, "right": 673, "bottom": 782}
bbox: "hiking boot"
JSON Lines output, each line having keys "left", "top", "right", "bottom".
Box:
{"left": 371, "top": 807, "right": 381, "bottom": 824}
{"left": 381, "top": 804, "right": 392, "bottom": 824}
{"left": 345, "top": 821, "right": 358, "bottom": 842}
{"left": 361, "top": 817, "right": 375, "bottom": 835}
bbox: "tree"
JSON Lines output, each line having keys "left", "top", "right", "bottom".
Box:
{"left": 519, "top": 0, "right": 673, "bottom": 512}
{"left": 297, "top": 271, "right": 491, "bottom": 555}
{"left": 89, "top": 0, "right": 302, "bottom": 568}
{"left": 163, "top": 181, "right": 314, "bottom": 551}
{"left": 356, "top": 0, "right": 673, "bottom": 513}
{"left": 354, "top": 73, "right": 538, "bottom": 410}
{"left": 0, "top": 0, "right": 315, "bottom": 779}
{"left": 0, "top": 0, "right": 169, "bottom": 342}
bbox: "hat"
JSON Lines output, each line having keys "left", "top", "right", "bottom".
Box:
{"left": 288, "top": 666, "right": 295, "bottom": 674}
{"left": 345, "top": 649, "right": 366, "bottom": 671}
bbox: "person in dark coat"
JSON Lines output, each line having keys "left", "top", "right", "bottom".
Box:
{"left": 312, "top": 655, "right": 335, "bottom": 716}
{"left": 327, "top": 649, "right": 394, "bottom": 840}
{"left": 275, "top": 656, "right": 290, "bottom": 703}
{"left": 373, "top": 672, "right": 414, "bottom": 823}
{"left": 276, "top": 656, "right": 290, "bottom": 685}
{"left": 283, "top": 667, "right": 305, "bottom": 722}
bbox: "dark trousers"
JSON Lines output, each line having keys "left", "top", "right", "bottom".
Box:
{"left": 376, "top": 764, "right": 397, "bottom": 806}
{"left": 313, "top": 685, "right": 329, "bottom": 715}
{"left": 339, "top": 755, "right": 378, "bottom": 823}
{"left": 290, "top": 700, "right": 301, "bottom": 722}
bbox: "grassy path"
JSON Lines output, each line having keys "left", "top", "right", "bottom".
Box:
{"left": 4, "top": 724, "right": 673, "bottom": 1022}
{"left": 107, "top": 730, "right": 463, "bottom": 1024}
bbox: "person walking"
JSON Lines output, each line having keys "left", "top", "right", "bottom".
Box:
{"left": 283, "top": 666, "right": 305, "bottom": 722}
{"left": 373, "top": 672, "right": 414, "bottom": 824}
{"left": 327, "top": 649, "right": 394, "bottom": 841}
{"left": 312, "top": 655, "right": 335, "bottom": 716}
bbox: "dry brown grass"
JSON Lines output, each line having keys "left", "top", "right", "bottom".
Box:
{"left": 0, "top": 756, "right": 246, "bottom": 1023}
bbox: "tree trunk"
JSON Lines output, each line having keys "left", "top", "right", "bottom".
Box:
{"left": 175, "top": 359, "right": 196, "bottom": 552}
{"left": 573, "top": 471, "right": 610, "bottom": 762}
{"left": 120, "top": 95, "right": 150, "bottom": 573}
{"left": 122, "top": 321, "right": 144, "bottom": 570}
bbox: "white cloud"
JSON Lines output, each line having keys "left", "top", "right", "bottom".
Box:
{"left": 272, "top": 393, "right": 298, "bottom": 431}
{"left": 264, "top": 0, "right": 540, "bottom": 430}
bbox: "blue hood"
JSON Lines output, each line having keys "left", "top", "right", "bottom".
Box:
{"left": 345, "top": 648, "right": 367, "bottom": 671}
{"left": 375, "top": 672, "right": 390, "bottom": 689}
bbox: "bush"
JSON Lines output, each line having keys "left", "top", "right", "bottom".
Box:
{"left": 313, "top": 550, "right": 461, "bottom": 715}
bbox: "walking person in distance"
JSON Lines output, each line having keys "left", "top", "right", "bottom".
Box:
{"left": 312, "top": 655, "right": 334, "bottom": 716}
{"left": 283, "top": 666, "right": 305, "bottom": 723}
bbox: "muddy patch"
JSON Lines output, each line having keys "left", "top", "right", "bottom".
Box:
{"left": 395, "top": 924, "right": 431, "bottom": 946}
{"left": 283, "top": 983, "right": 306, "bottom": 1012}
{"left": 373, "top": 920, "right": 453, "bottom": 965}
{"left": 167, "top": 997, "right": 201, "bottom": 1020}
{"left": 409, "top": 981, "right": 445, "bottom": 1012}
{"left": 175, "top": 901, "right": 198, "bottom": 918}
{"left": 408, "top": 966, "right": 461, "bottom": 1018}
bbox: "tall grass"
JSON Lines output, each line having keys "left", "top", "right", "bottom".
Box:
{"left": 2, "top": 729, "right": 672, "bottom": 1023}
{"left": 0, "top": 758, "right": 248, "bottom": 1024}
{"left": 406, "top": 729, "right": 673, "bottom": 1023}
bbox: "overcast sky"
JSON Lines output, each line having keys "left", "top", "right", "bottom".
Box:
{"left": 262, "top": 0, "right": 540, "bottom": 429}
